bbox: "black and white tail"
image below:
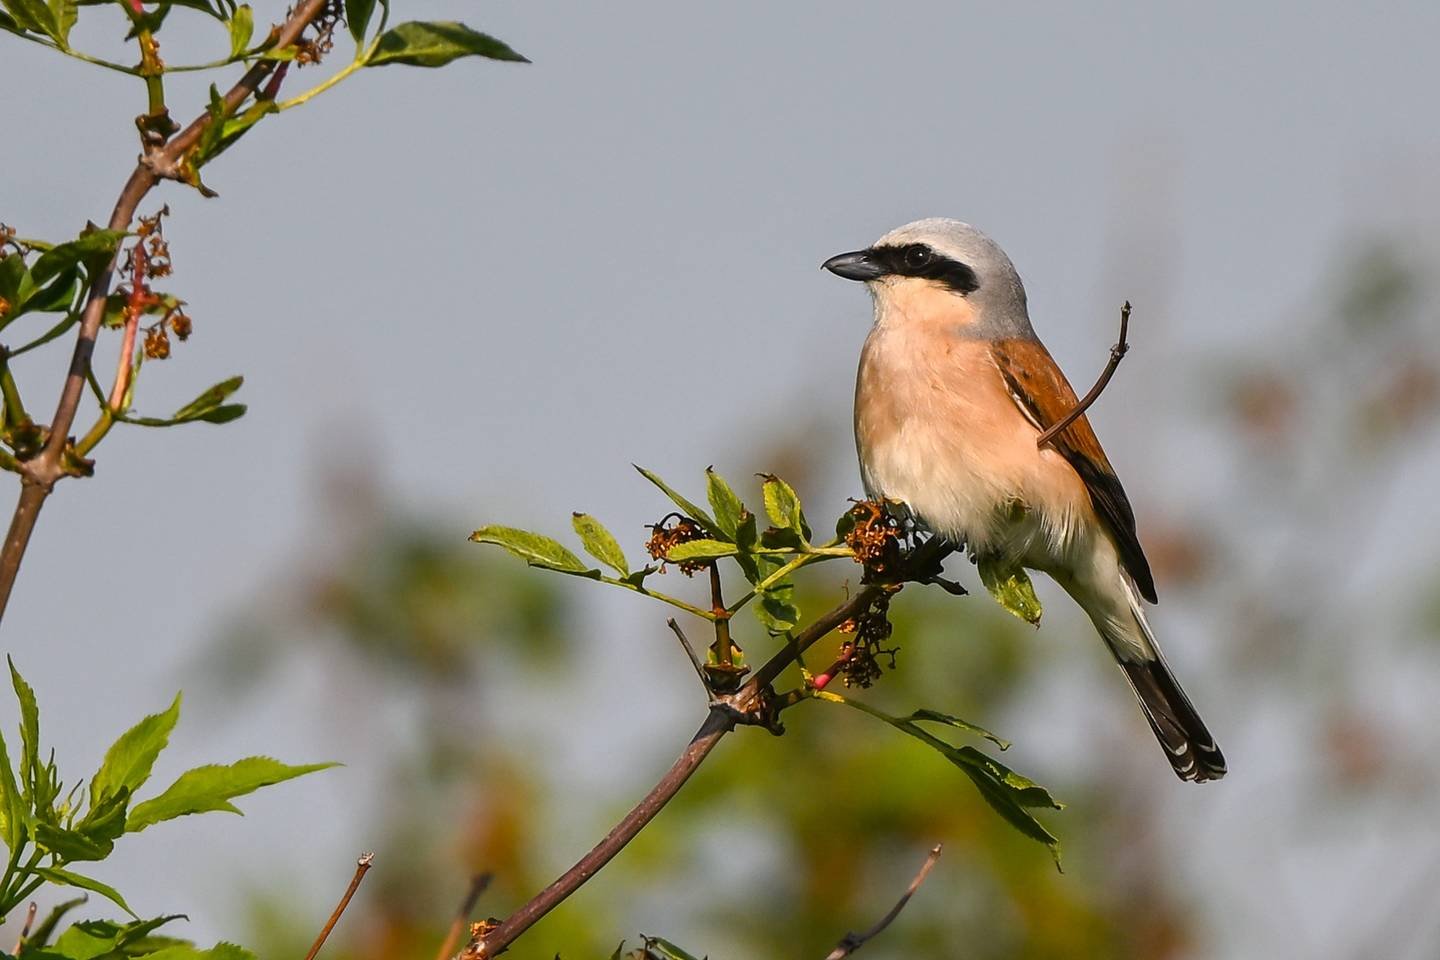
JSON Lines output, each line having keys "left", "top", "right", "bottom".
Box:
{"left": 1109, "top": 582, "right": 1226, "bottom": 783}
{"left": 1118, "top": 655, "right": 1227, "bottom": 782}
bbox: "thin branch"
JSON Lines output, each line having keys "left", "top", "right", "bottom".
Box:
{"left": 434, "top": 872, "right": 493, "bottom": 960}
{"left": 0, "top": 0, "right": 333, "bottom": 624}
{"left": 1036, "top": 300, "right": 1132, "bottom": 448}
{"left": 465, "top": 538, "right": 958, "bottom": 959}
{"left": 666, "top": 618, "right": 711, "bottom": 694}
{"left": 12, "top": 901, "right": 37, "bottom": 954}
{"left": 823, "top": 844, "right": 943, "bottom": 960}
{"left": 303, "top": 852, "right": 374, "bottom": 960}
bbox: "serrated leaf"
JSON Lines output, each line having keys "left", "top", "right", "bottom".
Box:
{"left": 9, "top": 657, "right": 40, "bottom": 802}
{"left": 143, "top": 944, "right": 258, "bottom": 960}
{"left": 704, "top": 469, "right": 746, "bottom": 540}
{"left": 760, "top": 474, "right": 808, "bottom": 538}
{"left": 365, "top": 20, "right": 528, "bottom": 67}
{"left": 227, "top": 3, "right": 252, "bottom": 57}
{"left": 52, "top": 914, "right": 186, "bottom": 959}
{"left": 27, "top": 895, "right": 88, "bottom": 951}
{"left": 571, "top": 513, "right": 628, "bottom": 576}
{"left": 126, "top": 757, "right": 336, "bottom": 833}
{"left": 633, "top": 466, "right": 720, "bottom": 536}
{"left": 469, "top": 525, "right": 593, "bottom": 575}
{"left": 344, "top": 0, "right": 375, "bottom": 44}
{"left": 905, "top": 708, "right": 1010, "bottom": 750}
{"left": 90, "top": 693, "right": 180, "bottom": 809}
{"left": 30, "top": 229, "right": 126, "bottom": 287}
{"left": 0, "top": 724, "right": 25, "bottom": 850}
{"left": 34, "top": 866, "right": 137, "bottom": 917}
{"left": 663, "top": 539, "right": 737, "bottom": 562}
{"left": 976, "top": 556, "right": 1043, "bottom": 625}
{"left": 35, "top": 821, "right": 113, "bottom": 861}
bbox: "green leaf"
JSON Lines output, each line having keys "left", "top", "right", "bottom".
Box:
{"left": 35, "top": 820, "right": 113, "bottom": 861}
{"left": 143, "top": 943, "right": 258, "bottom": 960}
{"left": 760, "top": 474, "right": 811, "bottom": 541}
{"left": 704, "top": 468, "right": 747, "bottom": 540}
{"left": 26, "top": 895, "right": 88, "bottom": 951}
{"left": 34, "top": 866, "right": 137, "bottom": 917}
{"left": 904, "top": 708, "right": 1010, "bottom": 750}
{"left": 0, "top": 725, "right": 26, "bottom": 851}
{"left": 90, "top": 693, "right": 181, "bottom": 809}
{"left": 344, "top": 0, "right": 375, "bottom": 44}
{"left": 639, "top": 937, "right": 703, "bottom": 960}
{"left": 570, "top": 513, "right": 628, "bottom": 576}
{"left": 663, "top": 539, "right": 738, "bottom": 562}
{"left": 469, "top": 525, "right": 594, "bottom": 575}
{"left": 126, "top": 757, "right": 336, "bottom": 833}
{"left": 173, "top": 376, "right": 243, "bottom": 421}
{"left": 227, "top": 3, "right": 252, "bottom": 57}
{"left": 52, "top": 915, "right": 187, "bottom": 960}
{"left": 30, "top": 229, "right": 126, "bottom": 287}
{"left": 9, "top": 657, "right": 40, "bottom": 802}
{"left": 48, "top": 0, "right": 74, "bottom": 44}
{"left": 0, "top": 0, "right": 59, "bottom": 40}
{"left": 0, "top": 8, "right": 20, "bottom": 32}
{"left": 952, "top": 746, "right": 1063, "bottom": 865}
{"left": 976, "top": 556, "right": 1043, "bottom": 625}
{"left": 633, "top": 466, "right": 720, "bottom": 535}
{"left": 365, "top": 21, "right": 528, "bottom": 67}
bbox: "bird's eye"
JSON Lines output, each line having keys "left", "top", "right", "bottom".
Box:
{"left": 903, "top": 245, "right": 932, "bottom": 268}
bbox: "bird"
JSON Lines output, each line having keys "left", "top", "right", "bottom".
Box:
{"left": 823, "top": 218, "right": 1225, "bottom": 783}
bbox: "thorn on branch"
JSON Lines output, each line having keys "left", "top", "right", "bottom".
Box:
{"left": 823, "top": 844, "right": 943, "bottom": 960}
{"left": 303, "top": 852, "right": 374, "bottom": 960}
{"left": 1037, "top": 300, "right": 1132, "bottom": 448}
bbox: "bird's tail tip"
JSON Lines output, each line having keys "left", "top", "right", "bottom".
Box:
{"left": 1120, "top": 657, "right": 1227, "bottom": 783}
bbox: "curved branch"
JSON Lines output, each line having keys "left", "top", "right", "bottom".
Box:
{"left": 465, "top": 537, "right": 957, "bottom": 958}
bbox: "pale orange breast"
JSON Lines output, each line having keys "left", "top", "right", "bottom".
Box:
{"left": 854, "top": 321, "right": 1094, "bottom": 564}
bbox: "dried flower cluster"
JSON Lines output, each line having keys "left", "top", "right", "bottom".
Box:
{"left": 644, "top": 513, "right": 706, "bottom": 576}
{"left": 295, "top": 0, "right": 343, "bottom": 64}
{"left": 843, "top": 499, "right": 904, "bottom": 578}
{"left": 113, "top": 207, "right": 192, "bottom": 361}
{"left": 836, "top": 590, "right": 899, "bottom": 688}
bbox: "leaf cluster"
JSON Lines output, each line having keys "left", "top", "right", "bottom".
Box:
{"left": 0, "top": 660, "right": 333, "bottom": 958}
{"left": 470, "top": 467, "right": 1064, "bottom": 862}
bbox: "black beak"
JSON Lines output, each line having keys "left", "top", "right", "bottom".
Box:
{"left": 821, "top": 249, "right": 885, "bottom": 281}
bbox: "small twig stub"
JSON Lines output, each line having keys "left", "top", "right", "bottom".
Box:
{"left": 824, "top": 844, "right": 943, "bottom": 959}
{"left": 1036, "top": 300, "right": 1132, "bottom": 448}
{"left": 303, "top": 852, "right": 375, "bottom": 960}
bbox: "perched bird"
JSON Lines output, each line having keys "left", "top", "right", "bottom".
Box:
{"left": 823, "top": 218, "right": 1225, "bottom": 782}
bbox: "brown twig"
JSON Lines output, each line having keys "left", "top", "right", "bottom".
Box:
{"left": 0, "top": 0, "right": 333, "bottom": 624}
{"left": 12, "top": 901, "right": 37, "bottom": 954}
{"left": 666, "top": 617, "right": 711, "bottom": 694}
{"left": 303, "top": 852, "right": 375, "bottom": 960}
{"left": 435, "top": 872, "right": 493, "bottom": 960}
{"left": 1036, "top": 300, "right": 1132, "bottom": 448}
{"left": 823, "top": 844, "right": 943, "bottom": 959}
{"left": 465, "top": 538, "right": 957, "bottom": 959}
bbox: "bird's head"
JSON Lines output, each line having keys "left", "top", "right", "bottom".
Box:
{"left": 823, "top": 218, "right": 1033, "bottom": 338}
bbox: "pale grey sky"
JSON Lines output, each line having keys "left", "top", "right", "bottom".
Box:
{"left": 4, "top": 1, "right": 1440, "bottom": 956}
